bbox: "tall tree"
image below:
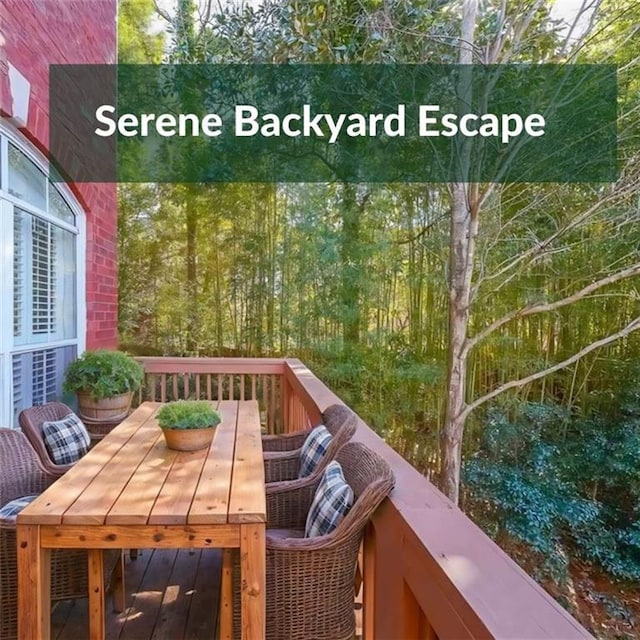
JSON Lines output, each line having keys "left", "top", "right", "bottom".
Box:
{"left": 440, "top": 0, "right": 479, "bottom": 503}
{"left": 439, "top": 0, "right": 640, "bottom": 503}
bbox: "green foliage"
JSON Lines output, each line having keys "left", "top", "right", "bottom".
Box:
{"left": 465, "top": 395, "right": 640, "bottom": 584}
{"left": 115, "top": 0, "right": 640, "bottom": 597}
{"left": 156, "top": 400, "right": 221, "bottom": 430}
{"left": 118, "top": 0, "right": 164, "bottom": 63}
{"left": 63, "top": 350, "right": 144, "bottom": 399}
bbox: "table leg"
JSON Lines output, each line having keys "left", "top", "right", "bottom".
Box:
{"left": 17, "top": 524, "right": 51, "bottom": 639}
{"left": 88, "top": 549, "right": 106, "bottom": 640}
{"left": 240, "top": 523, "right": 265, "bottom": 640}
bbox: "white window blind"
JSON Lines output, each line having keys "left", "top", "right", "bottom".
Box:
{"left": 12, "top": 346, "right": 76, "bottom": 423}
{"left": 12, "top": 355, "right": 23, "bottom": 416}
{"left": 13, "top": 208, "right": 76, "bottom": 345}
{"left": 13, "top": 211, "right": 24, "bottom": 338}
{"left": 31, "top": 215, "right": 55, "bottom": 334}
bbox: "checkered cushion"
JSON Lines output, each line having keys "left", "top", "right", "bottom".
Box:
{"left": 42, "top": 412, "right": 90, "bottom": 465}
{"left": 305, "top": 461, "right": 354, "bottom": 538}
{"left": 298, "top": 425, "right": 332, "bottom": 478}
{"left": 0, "top": 495, "right": 39, "bottom": 525}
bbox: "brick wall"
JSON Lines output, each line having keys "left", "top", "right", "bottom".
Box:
{"left": 0, "top": 0, "right": 118, "bottom": 349}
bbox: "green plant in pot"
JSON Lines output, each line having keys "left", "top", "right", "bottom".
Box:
{"left": 156, "top": 400, "right": 221, "bottom": 451}
{"left": 63, "top": 350, "right": 144, "bottom": 423}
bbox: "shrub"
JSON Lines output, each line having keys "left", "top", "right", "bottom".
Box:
{"left": 464, "top": 400, "right": 640, "bottom": 584}
{"left": 156, "top": 400, "right": 221, "bottom": 430}
{"left": 63, "top": 350, "right": 144, "bottom": 399}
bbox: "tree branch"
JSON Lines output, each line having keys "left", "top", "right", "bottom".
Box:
{"left": 465, "top": 262, "right": 640, "bottom": 355}
{"left": 461, "top": 316, "right": 640, "bottom": 421}
{"left": 476, "top": 175, "right": 639, "bottom": 289}
{"left": 152, "top": 0, "right": 173, "bottom": 24}
{"left": 395, "top": 212, "right": 448, "bottom": 245}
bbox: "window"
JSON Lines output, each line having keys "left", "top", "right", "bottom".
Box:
{"left": 0, "top": 125, "right": 85, "bottom": 426}
{"left": 13, "top": 209, "right": 77, "bottom": 345}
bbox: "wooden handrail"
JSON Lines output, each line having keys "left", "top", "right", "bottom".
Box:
{"left": 134, "top": 356, "right": 592, "bottom": 639}
{"left": 283, "top": 358, "right": 592, "bottom": 639}
{"left": 136, "top": 356, "right": 285, "bottom": 375}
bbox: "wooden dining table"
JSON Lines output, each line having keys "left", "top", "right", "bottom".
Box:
{"left": 17, "top": 400, "right": 266, "bottom": 640}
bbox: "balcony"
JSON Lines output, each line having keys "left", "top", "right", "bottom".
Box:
{"left": 53, "top": 356, "right": 590, "bottom": 639}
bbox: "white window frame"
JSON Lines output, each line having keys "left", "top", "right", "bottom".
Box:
{"left": 0, "top": 119, "right": 86, "bottom": 427}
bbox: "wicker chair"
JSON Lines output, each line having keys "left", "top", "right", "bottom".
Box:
{"left": 232, "top": 441, "right": 394, "bottom": 640}
{"left": 19, "top": 402, "right": 81, "bottom": 476}
{"left": 263, "top": 404, "right": 358, "bottom": 483}
{"left": 0, "top": 428, "right": 124, "bottom": 639}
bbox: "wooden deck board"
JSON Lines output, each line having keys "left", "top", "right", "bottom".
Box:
{"left": 185, "top": 548, "right": 223, "bottom": 639}
{"left": 52, "top": 548, "right": 222, "bottom": 640}
{"left": 150, "top": 549, "right": 201, "bottom": 640}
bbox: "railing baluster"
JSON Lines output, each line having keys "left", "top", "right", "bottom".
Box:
{"left": 261, "top": 375, "right": 269, "bottom": 433}
{"left": 172, "top": 375, "right": 179, "bottom": 401}
{"left": 207, "top": 374, "right": 212, "bottom": 400}
{"left": 240, "top": 374, "right": 245, "bottom": 401}
{"left": 183, "top": 373, "right": 190, "bottom": 399}
{"left": 160, "top": 374, "right": 166, "bottom": 403}
{"left": 270, "top": 374, "right": 276, "bottom": 434}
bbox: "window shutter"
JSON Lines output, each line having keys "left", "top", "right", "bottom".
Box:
{"left": 12, "top": 346, "right": 76, "bottom": 423}
{"left": 12, "top": 356, "right": 23, "bottom": 418}
{"left": 31, "top": 216, "right": 55, "bottom": 335}
{"left": 13, "top": 211, "right": 25, "bottom": 338}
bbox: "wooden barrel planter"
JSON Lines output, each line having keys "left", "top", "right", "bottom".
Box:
{"left": 77, "top": 391, "right": 132, "bottom": 423}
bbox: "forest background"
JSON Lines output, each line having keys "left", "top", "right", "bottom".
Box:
{"left": 118, "top": 1, "right": 640, "bottom": 635}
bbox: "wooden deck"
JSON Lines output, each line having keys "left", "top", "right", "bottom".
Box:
{"left": 50, "top": 356, "right": 591, "bottom": 639}
{"left": 53, "top": 548, "right": 223, "bottom": 640}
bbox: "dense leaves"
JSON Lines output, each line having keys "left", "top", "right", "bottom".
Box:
{"left": 465, "top": 391, "right": 640, "bottom": 583}
{"left": 156, "top": 400, "right": 221, "bottom": 429}
{"left": 63, "top": 350, "right": 145, "bottom": 399}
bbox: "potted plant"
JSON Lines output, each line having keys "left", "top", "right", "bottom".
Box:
{"left": 156, "top": 400, "right": 221, "bottom": 451}
{"left": 63, "top": 350, "right": 144, "bottom": 423}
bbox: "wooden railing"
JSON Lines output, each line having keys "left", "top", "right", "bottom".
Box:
{"left": 135, "top": 357, "right": 286, "bottom": 434}
{"left": 136, "top": 356, "right": 592, "bottom": 639}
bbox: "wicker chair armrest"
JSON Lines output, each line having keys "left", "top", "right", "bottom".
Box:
{"left": 266, "top": 478, "right": 319, "bottom": 529}
{"left": 264, "top": 450, "right": 300, "bottom": 483}
{"left": 48, "top": 462, "right": 75, "bottom": 478}
{"left": 261, "top": 431, "right": 309, "bottom": 452}
{"left": 0, "top": 429, "right": 60, "bottom": 504}
{"left": 266, "top": 529, "right": 341, "bottom": 551}
{"left": 22, "top": 463, "right": 59, "bottom": 495}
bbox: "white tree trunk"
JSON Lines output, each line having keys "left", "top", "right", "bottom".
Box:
{"left": 440, "top": 0, "right": 478, "bottom": 504}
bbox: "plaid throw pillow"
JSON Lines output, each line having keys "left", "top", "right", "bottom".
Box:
{"left": 0, "top": 495, "right": 39, "bottom": 525}
{"left": 299, "top": 425, "right": 332, "bottom": 478}
{"left": 305, "top": 461, "right": 354, "bottom": 538}
{"left": 42, "top": 412, "right": 90, "bottom": 465}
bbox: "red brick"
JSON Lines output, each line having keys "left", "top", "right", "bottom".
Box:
{"left": 3, "top": 0, "right": 118, "bottom": 349}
